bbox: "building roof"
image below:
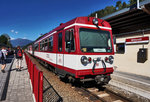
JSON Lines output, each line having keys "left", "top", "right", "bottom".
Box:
{"left": 101, "top": 0, "right": 150, "bottom": 35}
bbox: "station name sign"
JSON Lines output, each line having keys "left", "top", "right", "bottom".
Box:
{"left": 126, "top": 36, "right": 149, "bottom": 44}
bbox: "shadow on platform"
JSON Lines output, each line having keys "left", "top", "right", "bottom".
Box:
{"left": 0, "top": 55, "right": 14, "bottom": 101}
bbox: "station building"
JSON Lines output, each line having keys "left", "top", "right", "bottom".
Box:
{"left": 102, "top": 0, "right": 150, "bottom": 77}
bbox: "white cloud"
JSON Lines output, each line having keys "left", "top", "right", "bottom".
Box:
{"left": 15, "top": 31, "right": 18, "bottom": 34}
{"left": 10, "top": 37, "right": 15, "bottom": 40}
{"left": 23, "top": 37, "right": 27, "bottom": 39}
{"left": 11, "top": 30, "right": 14, "bottom": 33}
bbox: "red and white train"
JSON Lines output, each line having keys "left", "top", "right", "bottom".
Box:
{"left": 27, "top": 17, "right": 114, "bottom": 84}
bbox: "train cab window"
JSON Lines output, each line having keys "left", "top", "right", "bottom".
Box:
{"left": 79, "top": 28, "right": 112, "bottom": 53}
{"left": 116, "top": 43, "right": 125, "bottom": 54}
{"left": 65, "top": 29, "right": 75, "bottom": 52}
{"left": 49, "top": 36, "right": 53, "bottom": 51}
{"left": 58, "top": 33, "right": 62, "bottom": 52}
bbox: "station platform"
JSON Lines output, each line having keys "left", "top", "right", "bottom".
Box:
{"left": 0, "top": 56, "right": 33, "bottom": 102}
{"left": 107, "top": 70, "right": 150, "bottom": 102}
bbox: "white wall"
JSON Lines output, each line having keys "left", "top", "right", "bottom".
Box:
{"left": 114, "top": 34, "right": 150, "bottom": 77}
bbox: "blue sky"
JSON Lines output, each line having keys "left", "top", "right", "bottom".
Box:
{"left": 0, "top": 0, "right": 128, "bottom": 41}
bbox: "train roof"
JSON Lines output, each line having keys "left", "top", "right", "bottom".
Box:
{"left": 34, "top": 17, "right": 111, "bottom": 44}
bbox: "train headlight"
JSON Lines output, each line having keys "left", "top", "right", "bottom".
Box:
{"left": 109, "top": 56, "right": 114, "bottom": 64}
{"left": 81, "top": 56, "right": 91, "bottom": 66}
{"left": 93, "top": 18, "right": 98, "bottom": 25}
{"left": 81, "top": 56, "right": 88, "bottom": 66}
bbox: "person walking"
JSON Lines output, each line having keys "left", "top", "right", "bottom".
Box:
{"left": 0, "top": 46, "right": 8, "bottom": 73}
{"left": 15, "top": 46, "right": 23, "bottom": 71}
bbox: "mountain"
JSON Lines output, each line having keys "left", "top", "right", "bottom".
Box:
{"left": 11, "top": 38, "right": 33, "bottom": 47}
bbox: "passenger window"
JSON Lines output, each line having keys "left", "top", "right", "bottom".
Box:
{"left": 44, "top": 39, "right": 48, "bottom": 51}
{"left": 58, "top": 33, "right": 62, "bottom": 52}
{"left": 65, "top": 29, "right": 75, "bottom": 52}
{"left": 49, "top": 36, "right": 53, "bottom": 51}
{"left": 34, "top": 44, "right": 38, "bottom": 51}
{"left": 40, "top": 42, "right": 42, "bottom": 51}
{"left": 42, "top": 41, "right": 45, "bottom": 51}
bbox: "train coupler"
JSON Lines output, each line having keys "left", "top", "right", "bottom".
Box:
{"left": 95, "top": 75, "right": 111, "bottom": 85}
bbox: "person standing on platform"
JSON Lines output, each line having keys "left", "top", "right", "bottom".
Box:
{"left": 0, "top": 46, "right": 8, "bottom": 73}
{"left": 15, "top": 46, "right": 23, "bottom": 71}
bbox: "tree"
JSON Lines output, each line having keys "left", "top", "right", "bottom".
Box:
{"left": 129, "top": 0, "right": 144, "bottom": 6}
{"left": 116, "top": 1, "right": 122, "bottom": 10}
{"left": 105, "top": 6, "right": 116, "bottom": 15}
{"left": 89, "top": 6, "right": 116, "bottom": 18}
{"left": 88, "top": 0, "right": 145, "bottom": 19}
{"left": 122, "top": 2, "right": 128, "bottom": 8}
{"left": 0, "top": 35, "right": 8, "bottom": 44}
{"left": 0, "top": 35, "right": 12, "bottom": 48}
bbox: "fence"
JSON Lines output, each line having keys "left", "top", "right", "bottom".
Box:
{"left": 24, "top": 53, "right": 63, "bottom": 102}
{"left": 24, "top": 53, "right": 43, "bottom": 102}
{"left": 43, "top": 76, "right": 63, "bottom": 102}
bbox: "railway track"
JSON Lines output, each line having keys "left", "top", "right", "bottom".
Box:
{"left": 27, "top": 53, "right": 131, "bottom": 102}
{"left": 71, "top": 81, "right": 131, "bottom": 102}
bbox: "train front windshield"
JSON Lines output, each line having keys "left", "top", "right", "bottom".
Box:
{"left": 79, "top": 28, "right": 112, "bottom": 53}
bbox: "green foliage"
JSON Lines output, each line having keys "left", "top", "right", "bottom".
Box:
{"left": 0, "top": 35, "right": 12, "bottom": 48}
{"left": 129, "top": 0, "right": 144, "bottom": 6}
{"left": 89, "top": 6, "right": 116, "bottom": 18}
{"left": 116, "top": 1, "right": 122, "bottom": 10}
{"left": 0, "top": 35, "right": 7, "bottom": 44}
{"left": 89, "top": 0, "right": 144, "bottom": 18}
{"left": 122, "top": 2, "right": 128, "bottom": 8}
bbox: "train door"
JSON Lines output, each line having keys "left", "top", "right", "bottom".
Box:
{"left": 56, "top": 32, "right": 64, "bottom": 73}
